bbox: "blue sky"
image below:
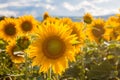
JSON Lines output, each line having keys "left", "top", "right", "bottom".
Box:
{"left": 0, "top": 0, "right": 120, "bottom": 17}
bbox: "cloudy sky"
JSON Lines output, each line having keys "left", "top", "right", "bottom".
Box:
{"left": 0, "top": 0, "right": 120, "bottom": 17}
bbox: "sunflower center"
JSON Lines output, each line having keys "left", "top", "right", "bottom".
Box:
{"left": 43, "top": 36, "right": 65, "bottom": 59}
{"left": 92, "top": 25, "right": 105, "bottom": 38}
{"left": 71, "top": 28, "right": 77, "bottom": 35}
{"left": 4, "top": 23, "right": 16, "bottom": 36}
{"left": 21, "top": 21, "right": 32, "bottom": 32}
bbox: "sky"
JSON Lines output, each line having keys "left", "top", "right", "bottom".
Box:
{"left": 0, "top": 0, "right": 120, "bottom": 18}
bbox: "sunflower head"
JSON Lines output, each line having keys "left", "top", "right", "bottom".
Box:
{"left": 27, "top": 21, "right": 78, "bottom": 75}
{"left": 17, "top": 15, "right": 38, "bottom": 34}
{"left": 105, "top": 16, "right": 120, "bottom": 41}
{"left": 106, "top": 23, "right": 120, "bottom": 41}
{"left": 0, "top": 18, "right": 19, "bottom": 42}
{"left": 83, "top": 13, "right": 93, "bottom": 24}
{"left": 42, "top": 17, "right": 59, "bottom": 25}
{"left": 6, "top": 41, "right": 25, "bottom": 63}
{"left": 86, "top": 18, "right": 106, "bottom": 43}
{"left": 43, "top": 12, "right": 50, "bottom": 20}
{"left": 106, "top": 16, "right": 118, "bottom": 27}
{"left": 59, "top": 17, "right": 72, "bottom": 25}
{"left": 69, "top": 22, "right": 85, "bottom": 54}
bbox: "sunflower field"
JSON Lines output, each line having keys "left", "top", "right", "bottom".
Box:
{"left": 0, "top": 12, "right": 120, "bottom": 80}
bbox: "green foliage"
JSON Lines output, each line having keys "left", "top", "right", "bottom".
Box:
{"left": 59, "top": 40, "right": 120, "bottom": 80}
{"left": 0, "top": 39, "right": 120, "bottom": 80}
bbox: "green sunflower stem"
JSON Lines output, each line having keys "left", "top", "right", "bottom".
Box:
{"left": 55, "top": 74, "right": 59, "bottom": 80}
{"left": 24, "top": 52, "right": 29, "bottom": 80}
{"left": 47, "top": 66, "right": 52, "bottom": 80}
{"left": 81, "top": 53, "right": 86, "bottom": 80}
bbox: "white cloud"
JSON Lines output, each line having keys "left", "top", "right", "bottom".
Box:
{"left": 0, "top": 10, "right": 17, "bottom": 17}
{"left": 89, "top": 8, "right": 119, "bottom": 16}
{"left": 46, "top": 0, "right": 53, "bottom": 3}
{"left": 91, "top": 0, "right": 110, "bottom": 3}
{"left": 63, "top": 1, "right": 119, "bottom": 16}
{"left": 34, "top": 3, "right": 56, "bottom": 10}
{"left": 63, "top": 1, "right": 97, "bottom": 11}
{"left": 45, "top": 4, "right": 55, "bottom": 10}
{"left": 63, "top": 2, "right": 77, "bottom": 11}
{"left": 0, "top": 0, "right": 119, "bottom": 17}
{"left": 0, "top": 1, "right": 33, "bottom": 9}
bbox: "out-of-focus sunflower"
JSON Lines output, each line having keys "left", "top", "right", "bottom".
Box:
{"left": 69, "top": 22, "right": 85, "bottom": 54}
{"left": 83, "top": 13, "right": 93, "bottom": 24}
{"left": 0, "top": 18, "right": 19, "bottom": 42}
{"left": 106, "top": 16, "right": 118, "bottom": 27}
{"left": 42, "top": 17, "right": 59, "bottom": 25}
{"left": 17, "top": 15, "right": 38, "bottom": 34}
{"left": 116, "top": 13, "right": 120, "bottom": 17}
{"left": 86, "top": 18, "right": 107, "bottom": 43}
{"left": 43, "top": 12, "right": 50, "bottom": 20}
{"left": 106, "top": 23, "right": 120, "bottom": 41}
{"left": 105, "top": 16, "right": 120, "bottom": 41}
{"left": 27, "top": 21, "right": 78, "bottom": 75}
{"left": 116, "top": 14, "right": 120, "bottom": 23}
{"left": 6, "top": 41, "right": 25, "bottom": 63}
{"left": 59, "top": 17, "right": 72, "bottom": 25}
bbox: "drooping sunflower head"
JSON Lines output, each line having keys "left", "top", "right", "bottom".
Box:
{"left": 43, "top": 12, "right": 50, "bottom": 20}
{"left": 86, "top": 18, "right": 106, "bottom": 43}
{"left": 0, "top": 18, "right": 19, "bottom": 42}
{"left": 6, "top": 41, "right": 25, "bottom": 63}
{"left": 17, "top": 15, "right": 38, "bottom": 34}
{"left": 83, "top": 13, "right": 93, "bottom": 24}
{"left": 69, "top": 22, "right": 85, "bottom": 54}
{"left": 27, "top": 21, "right": 78, "bottom": 75}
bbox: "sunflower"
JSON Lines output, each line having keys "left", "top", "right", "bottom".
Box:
{"left": 69, "top": 22, "right": 85, "bottom": 54}
{"left": 83, "top": 13, "right": 93, "bottom": 24}
{"left": 17, "top": 15, "right": 38, "bottom": 34}
{"left": 42, "top": 17, "right": 59, "bottom": 25}
{"left": 105, "top": 16, "right": 120, "bottom": 41}
{"left": 107, "top": 23, "right": 120, "bottom": 41}
{"left": 27, "top": 21, "right": 78, "bottom": 75}
{"left": 6, "top": 41, "right": 25, "bottom": 63}
{"left": 86, "top": 18, "right": 107, "bottom": 43}
{"left": 59, "top": 17, "right": 72, "bottom": 25}
{"left": 0, "top": 18, "right": 19, "bottom": 42}
{"left": 106, "top": 16, "right": 118, "bottom": 28}
{"left": 43, "top": 12, "right": 50, "bottom": 20}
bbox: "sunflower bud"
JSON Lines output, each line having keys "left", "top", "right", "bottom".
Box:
{"left": 17, "top": 36, "right": 30, "bottom": 50}
{"left": 43, "top": 12, "right": 50, "bottom": 20}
